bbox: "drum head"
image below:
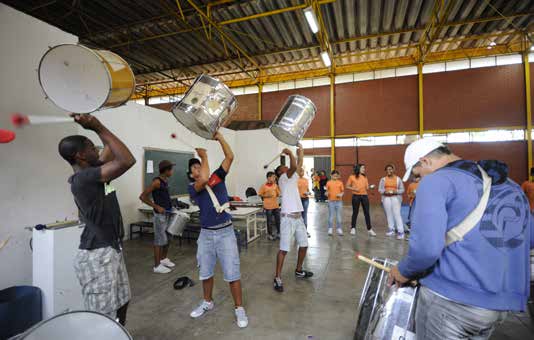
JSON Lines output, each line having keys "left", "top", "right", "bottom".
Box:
{"left": 38, "top": 45, "right": 110, "bottom": 113}
{"left": 17, "top": 311, "right": 132, "bottom": 340}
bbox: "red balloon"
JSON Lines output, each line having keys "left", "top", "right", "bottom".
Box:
{"left": 0, "top": 129, "right": 16, "bottom": 143}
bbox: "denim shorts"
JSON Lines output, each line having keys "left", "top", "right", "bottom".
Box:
{"left": 196, "top": 225, "right": 240, "bottom": 282}
{"left": 153, "top": 213, "right": 170, "bottom": 246}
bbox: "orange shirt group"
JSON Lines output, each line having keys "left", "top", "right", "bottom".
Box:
{"left": 346, "top": 175, "right": 368, "bottom": 195}
{"left": 298, "top": 177, "right": 310, "bottom": 198}
{"left": 407, "top": 182, "right": 419, "bottom": 205}
{"left": 521, "top": 180, "right": 534, "bottom": 211}
{"left": 384, "top": 176, "right": 399, "bottom": 193}
{"left": 326, "top": 180, "right": 344, "bottom": 201}
{"left": 258, "top": 183, "right": 280, "bottom": 210}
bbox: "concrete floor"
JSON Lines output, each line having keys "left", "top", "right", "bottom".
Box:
{"left": 123, "top": 201, "right": 534, "bottom": 340}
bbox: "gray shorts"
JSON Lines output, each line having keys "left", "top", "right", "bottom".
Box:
{"left": 73, "top": 247, "right": 131, "bottom": 317}
{"left": 153, "top": 213, "right": 170, "bottom": 246}
{"left": 279, "top": 216, "right": 308, "bottom": 252}
{"left": 197, "top": 226, "right": 240, "bottom": 282}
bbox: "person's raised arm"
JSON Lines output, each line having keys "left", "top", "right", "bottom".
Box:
{"left": 194, "top": 148, "right": 210, "bottom": 192}
{"left": 296, "top": 143, "right": 304, "bottom": 171}
{"left": 283, "top": 148, "right": 298, "bottom": 178}
{"left": 73, "top": 114, "right": 135, "bottom": 183}
{"left": 139, "top": 180, "right": 165, "bottom": 214}
{"left": 214, "top": 131, "right": 234, "bottom": 173}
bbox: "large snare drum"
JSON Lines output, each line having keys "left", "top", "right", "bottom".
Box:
{"left": 166, "top": 210, "right": 190, "bottom": 237}
{"left": 38, "top": 44, "right": 135, "bottom": 113}
{"left": 171, "top": 74, "right": 237, "bottom": 139}
{"left": 12, "top": 311, "right": 132, "bottom": 340}
{"left": 270, "top": 95, "right": 316, "bottom": 146}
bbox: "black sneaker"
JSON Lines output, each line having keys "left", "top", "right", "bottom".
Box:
{"left": 295, "top": 269, "right": 314, "bottom": 279}
{"left": 274, "top": 277, "right": 284, "bottom": 292}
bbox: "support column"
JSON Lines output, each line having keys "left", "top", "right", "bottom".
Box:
{"left": 258, "top": 83, "right": 263, "bottom": 120}
{"left": 417, "top": 62, "right": 424, "bottom": 137}
{"left": 330, "top": 74, "right": 336, "bottom": 169}
{"left": 523, "top": 52, "right": 532, "bottom": 177}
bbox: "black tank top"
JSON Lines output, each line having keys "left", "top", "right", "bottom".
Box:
{"left": 152, "top": 177, "right": 172, "bottom": 212}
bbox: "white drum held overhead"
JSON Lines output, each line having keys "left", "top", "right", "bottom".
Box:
{"left": 171, "top": 74, "right": 237, "bottom": 139}
{"left": 270, "top": 95, "right": 316, "bottom": 146}
{"left": 38, "top": 44, "right": 136, "bottom": 113}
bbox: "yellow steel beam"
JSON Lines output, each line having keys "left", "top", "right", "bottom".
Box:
{"left": 185, "top": 0, "right": 261, "bottom": 78}
{"left": 418, "top": 0, "right": 445, "bottom": 61}
{"left": 418, "top": 63, "right": 424, "bottom": 137}
{"left": 329, "top": 74, "right": 336, "bottom": 169}
{"left": 425, "top": 126, "right": 525, "bottom": 134}
{"left": 132, "top": 43, "right": 525, "bottom": 99}
{"left": 524, "top": 51, "right": 532, "bottom": 176}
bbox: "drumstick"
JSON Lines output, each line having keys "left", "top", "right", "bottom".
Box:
{"left": 11, "top": 112, "right": 74, "bottom": 127}
{"left": 0, "top": 236, "right": 11, "bottom": 251}
{"left": 170, "top": 132, "right": 196, "bottom": 150}
{"left": 263, "top": 152, "right": 282, "bottom": 169}
{"left": 0, "top": 129, "right": 16, "bottom": 143}
{"left": 356, "top": 253, "right": 391, "bottom": 273}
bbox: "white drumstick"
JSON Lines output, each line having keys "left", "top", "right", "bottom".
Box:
{"left": 263, "top": 152, "right": 282, "bottom": 169}
{"left": 11, "top": 112, "right": 74, "bottom": 127}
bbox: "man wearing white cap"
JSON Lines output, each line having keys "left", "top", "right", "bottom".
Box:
{"left": 388, "top": 139, "right": 533, "bottom": 340}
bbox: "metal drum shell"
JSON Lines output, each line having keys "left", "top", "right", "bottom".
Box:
{"left": 37, "top": 44, "right": 135, "bottom": 113}
{"left": 270, "top": 95, "right": 316, "bottom": 146}
{"left": 171, "top": 74, "right": 237, "bottom": 140}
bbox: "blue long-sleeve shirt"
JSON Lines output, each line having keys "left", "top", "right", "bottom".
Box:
{"left": 398, "top": 160, "right": 533, "bottom": 312}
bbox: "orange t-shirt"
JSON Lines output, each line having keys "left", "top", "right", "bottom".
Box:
{"left": 326, "top": 180, "right": 344, "bottom": 201}
{"left": 298, "top": 178, "right": 309, "bottom": 198}
{"left": 407, "top": 182, "right": 419, "bottom": 205}
{"left": 346, "top": 175, "right": 368, "bottom": 195}
{"left": 258, "top": 183, "right": 280, "bottom": 210}
{"left": 521, "top": 181, "right": 534, "bottom": 211}
{"left": 384, "top": 176, "right": 398, "bottom": 193}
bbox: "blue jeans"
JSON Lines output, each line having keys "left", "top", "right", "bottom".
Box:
{"left": 328, "top": 200, "right": 343, "bottom": 229}
{"left": 196, "top": 226, "right": 240, "bottom": 282}
{"left": 301, "top": 198, "right": 309, "bottom": 228}
{"left": 415, "top": 286, "right": 508, "bottom": 340}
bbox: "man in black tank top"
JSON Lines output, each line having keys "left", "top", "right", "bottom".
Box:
{"left": 140, "top": 160, "right": 177, "bottom": 274}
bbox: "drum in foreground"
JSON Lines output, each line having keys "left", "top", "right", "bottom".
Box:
{"left": 171, "top": 74, "right": 237, "bottom": 139}
{"left": 166, "top": 210, "right": 190, "bottom": 237}
{"left": 38, "top": 44, "right": 135, "bottom": 113}
{"left": 12, "top": 310, "right": 132, "bottom": 340}
{"left": 270, "top": 95, "right": 316, "bottom": 146}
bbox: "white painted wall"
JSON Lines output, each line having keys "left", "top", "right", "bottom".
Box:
{"left": 77, "top": 103, "right": 237, "bottom": 237}
{"left": 231, "top": 129, "right": 287, "bottom": 198}
{"left": 0, "top": 4, "right": 79, "bottom": 289}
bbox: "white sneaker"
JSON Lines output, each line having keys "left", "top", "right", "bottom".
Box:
{"left": 337, "top": 228, "right": 343, "bottom": 236}
{"left": 328, "top": 228, "right": 333, "bottom": 235}
{"left": 397, "top": 233, "right": 405, "bottom": 240}
{"left": 350, "top": 228, "right": 356, "bottom": 235}
{"left": 160, "top": 258, "right": 175, "bottom": 268}
{"left": 368, "top": 229, "right": 377, "bottom": 237}
{"left": 190, "top": 300, "right": 214, "bottom": 318}
{"left": 153, "top": 264, "right": 171, "bottom": 274}
{"left": 385, "top": 231, "right": 395, "bottom": 237}
{"left": 235, "top": 306, "right": 249, "bottom": 328}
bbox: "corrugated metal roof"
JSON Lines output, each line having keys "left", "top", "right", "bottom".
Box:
{"left": 4, "top": 0, "right": 534, "bottom": 96}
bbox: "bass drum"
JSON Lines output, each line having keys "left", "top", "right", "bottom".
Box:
{"left": 270, "top": 95, "right": 316, "bottom": 146}
{"left": 38, "top": 44, "right": 135, "bottom": 113}
{"left": 12, "top": 311, "right": 132, "bottom": 340}
{"left": 171, "top": 74, "right": 237, "bottom": 139}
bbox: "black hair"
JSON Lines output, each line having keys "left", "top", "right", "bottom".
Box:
{"left": 426, "top": 145, "right": 452, "bottom": 157}
{"left": 266, "top": 171, "right": 276, "bottom": 178}
{"left": 384, "top": 164, "right": 395, "bottom": 171}
{"left": 275, "top": 165, "right": 284, "bottom": 177}
{"left": 331, "top": 170, "right": 340, "bottom": 175}
{"left": 187, "top": 158, "right": 201, "bottom": 182}
{"left": 531, "top": 167, "right": 534, "bottom": 177}
{"left": 160, "top": 165, "right": 173, "bottom": 174}
{"left": 354, "top": 163, "right": 365, "bottom": 178}
{"left": 58, "top": 135, "right": 90, "bottom": 165}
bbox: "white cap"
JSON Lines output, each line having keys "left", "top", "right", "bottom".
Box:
{"left": 402, "top": 139, "right": 445, "bottom": 182}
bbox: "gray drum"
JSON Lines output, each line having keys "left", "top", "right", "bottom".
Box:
{"left": 270, "top": 95, "right": 316, "bottom": 146}
{"left": 11, "top": 311, "right": 132, "bottom": 340}
{"left": 171, "top": 74, "right": 237, "bottom": 139}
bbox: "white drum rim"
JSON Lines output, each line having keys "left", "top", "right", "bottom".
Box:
{"left": 38, "top": 44, "right": 111, "bottom": 113}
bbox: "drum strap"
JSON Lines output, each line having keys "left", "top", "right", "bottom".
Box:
{"left": 445, "top": 165, "right": 492, "bottom": 246}
{"left": 205, "top": 185, "right": 231, "bottom": 214}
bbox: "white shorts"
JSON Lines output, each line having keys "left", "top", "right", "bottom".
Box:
{"left": 279, "top": 216, "right": 308, "bottom": 252}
